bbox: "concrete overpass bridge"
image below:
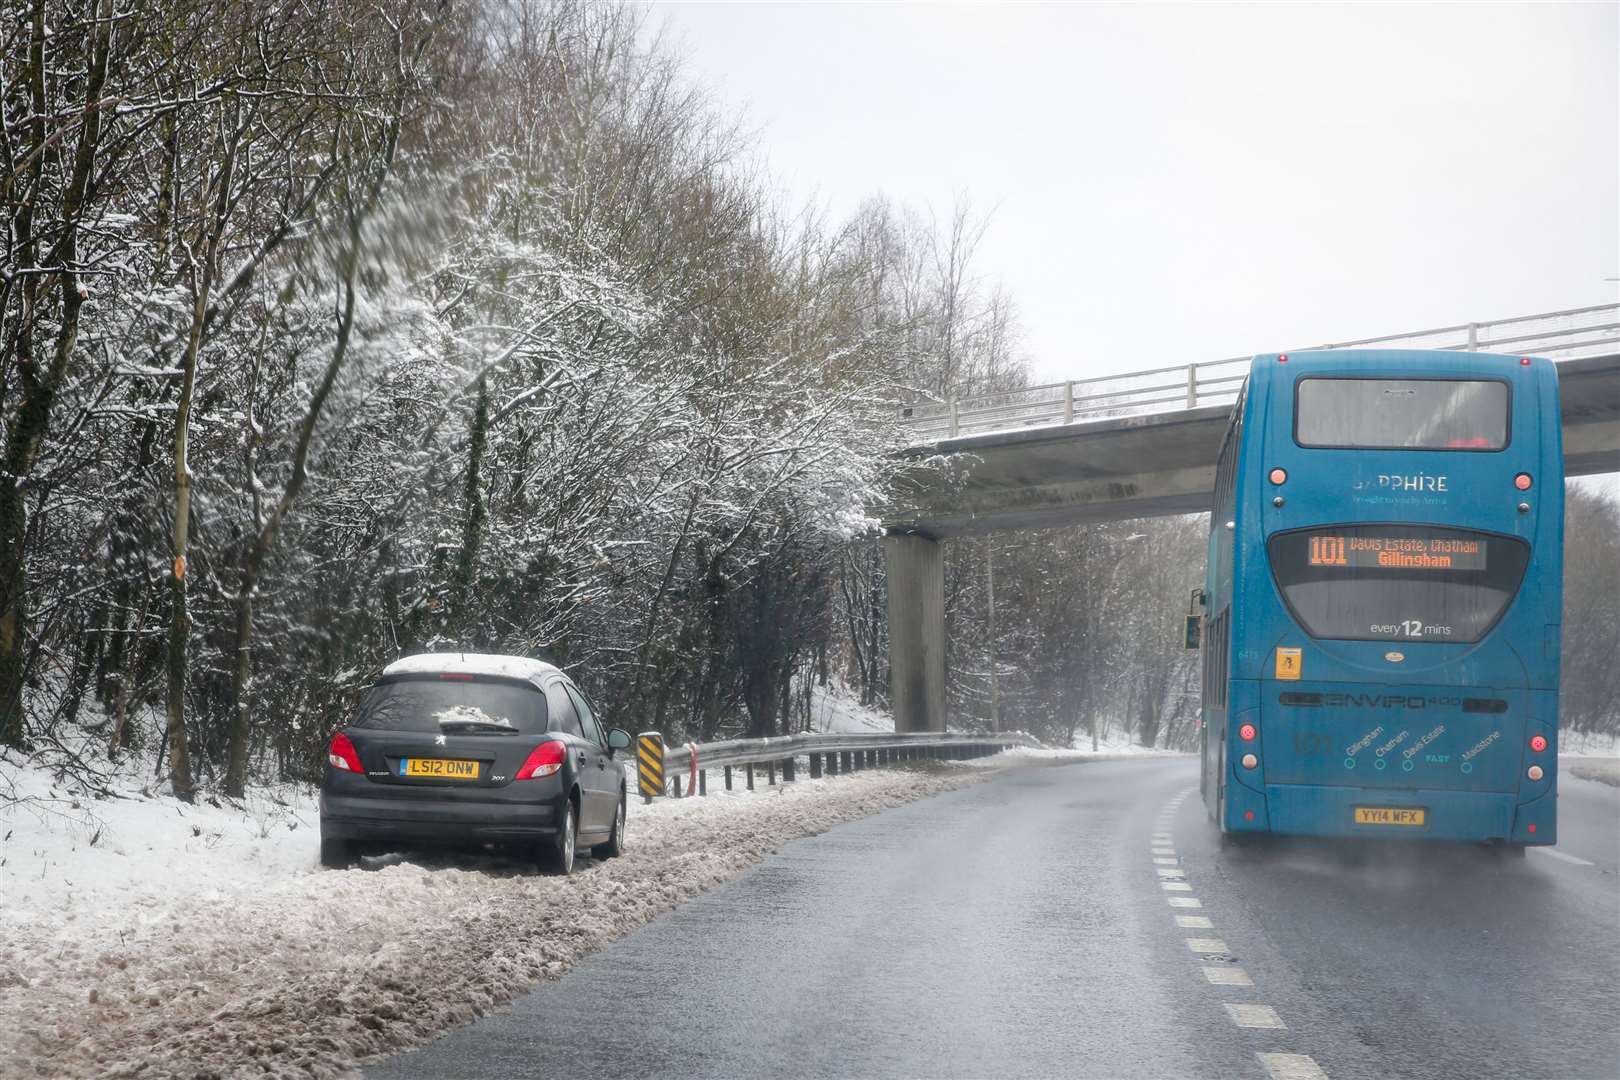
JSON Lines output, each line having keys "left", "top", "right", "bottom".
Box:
{"left": 880, "top": 303, "right": 1620, "bottom": 732}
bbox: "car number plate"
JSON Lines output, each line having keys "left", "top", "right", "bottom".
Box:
{"left": 1354, "top": 806, "right": 1426, "bottom": 826}
{"left": 401, "top": 758, "right": 479, "bottom": 780}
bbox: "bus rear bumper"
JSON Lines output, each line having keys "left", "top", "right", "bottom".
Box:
{"left": 1227, "top": 784, "right": 1555, "bottom": 844}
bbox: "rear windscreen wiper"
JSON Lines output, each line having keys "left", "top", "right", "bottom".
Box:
{"left": 435, "top": 720, "right": 521, "bottom": 735}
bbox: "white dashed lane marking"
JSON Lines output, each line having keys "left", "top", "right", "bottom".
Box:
{"left": 1203, "top": 966, "right": 1253, "bottom": 986}
{"left": 1258, "top": 1052, "right": 1330, "bottom": 1080}
{"left": 1225, "top": 1003, "right": 1286, "bottom": 1029}
{"left": 1532, "top": 847, "right": 1594, "bottom": 867}
{"left": 1155, "top": 787, "right": 1332, "bottom": 1079}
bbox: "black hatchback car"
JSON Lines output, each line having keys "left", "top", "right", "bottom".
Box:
{"left": 319, "top": 653, "right": 632, "bottom": 874}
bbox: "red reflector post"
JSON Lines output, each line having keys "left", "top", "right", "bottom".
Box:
{"left": 328, "top": 733, "right": 363, "bottom": 773}
{"left": 516, "top": 740, "right": 567, "bottom": 781}
{"left": 1239, "top": 723, "right": 1257, "bottom": 741}
{"left": 1530, "top": 735, "right": 1547, "bottom": 753}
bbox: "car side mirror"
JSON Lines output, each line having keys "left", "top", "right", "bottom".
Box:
{"left": 1184, "top": 614, "right": 1202, "bottom": 650}
{"left": 606, "top": 728, "right": 632, "bottom": 754}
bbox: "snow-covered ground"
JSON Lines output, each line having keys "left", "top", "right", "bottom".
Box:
{"left": 804, "top": 678, "right": 892, "bottom": 733}
{"left": 0, "top": 749, "right": 997, "bottom": 1080}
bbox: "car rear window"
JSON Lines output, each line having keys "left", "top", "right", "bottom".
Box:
{"left": 1295, "top": 378, "right": 1509, "bottom": 450}
{"left": 351, "top": 678, "right": 547, "bottom": 733}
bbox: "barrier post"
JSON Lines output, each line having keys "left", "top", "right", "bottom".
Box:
{"left": 636, "top": 732, "right": 666, "bottom": 803}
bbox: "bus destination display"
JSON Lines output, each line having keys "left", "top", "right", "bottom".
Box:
{"left": 1307, "top": 534, "right": 1486, "bottom": 571}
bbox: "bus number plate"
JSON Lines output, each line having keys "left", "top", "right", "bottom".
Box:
{"left": 1354, "top": 806, "right": 1426, "bottom": 826}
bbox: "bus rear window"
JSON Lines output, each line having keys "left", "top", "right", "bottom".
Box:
{"left": 1295, "top": 378, "right": 1508, "bottom": 450}
{"left": 1268, "top": 525, "right": 1529, "bottom": 643}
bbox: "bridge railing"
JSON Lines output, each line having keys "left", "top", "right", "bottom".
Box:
{"left": 902, "top": 302, "right": 1619, "bottom": 442}
{"left": 653, "top": 729, "right": 1043, "bottom": 797}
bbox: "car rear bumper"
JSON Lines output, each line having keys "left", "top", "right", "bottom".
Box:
{"left": 319, "top": 789, "right": 564, "bottom": 845}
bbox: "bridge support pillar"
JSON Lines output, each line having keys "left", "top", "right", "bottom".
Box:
{"left": 885, "top": 531, "right": 946, "bottom": 733}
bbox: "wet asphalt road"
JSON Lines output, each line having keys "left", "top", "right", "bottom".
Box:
{"left": 367, "top": 759, "right": 1620, "bottom": 1080}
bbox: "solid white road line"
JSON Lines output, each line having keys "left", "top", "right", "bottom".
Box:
{"left": 1532, "top": 847, "right": 1595, "bottom": 866}
{"left": 1186, "top": 938, "right": 1230, "bottom": 953}
{"left": 1258, "top": 1052, "right": 1329, "bottom": 1079}
{"left": 1225, "top": 1003, "right": 1286, "bottom": 1029}
{"left": 1167, "top": 897, "right": 1202, "bottom": 908}
{"left": 1175, "top": 915, "right": 1213, "bottom": 929}
{"left": 1203, "top": 966, "right": 1252, "bottom": 986}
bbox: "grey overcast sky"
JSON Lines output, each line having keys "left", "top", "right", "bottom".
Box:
{"left": 652, "top": 1, "right": 1619, "bottom": 384}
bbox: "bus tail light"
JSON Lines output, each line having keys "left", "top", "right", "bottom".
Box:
{"left": 1241, "top": 753, "right": 1258, "bottom": 769}
{"left": 1239, "top": 723, "right": 1257, "bottom": 742}
{"left": 1520, "top": 357, "right": 1531, "bottom": 366}
{"left": 1514, "top": 473, "right": 1532, "bottom": 491}
{"left": 1526, "top": 765, "right": 1544, "bottom": 782}
{"left": 1268, "top": 468, "right": 1287, "bottom": 485}
{"left": 1529, "top": 735, "right": 1547, "bottom": 753}
{"left": 1277, "top": 354, "right": 1289, "bottom": 363}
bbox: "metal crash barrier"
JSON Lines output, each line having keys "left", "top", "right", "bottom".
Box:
{"left": 637, "top": 730, "right": 1042, "bottom": 798}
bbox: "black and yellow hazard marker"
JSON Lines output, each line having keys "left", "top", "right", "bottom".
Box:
{"left": 636, "top": 732, "right": 666, "bottom": 799}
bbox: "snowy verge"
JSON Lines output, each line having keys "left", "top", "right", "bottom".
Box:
{"left": 1565, "top": 758, "right": 1620, "bottom": 787}
{"left": 954, "top": 743, "right": 1191, "bottom": 767}
{"left": 1, "top": 759, "right": 1001, "bottom": 1080}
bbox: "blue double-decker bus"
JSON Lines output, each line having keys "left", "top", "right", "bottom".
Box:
{"left": 1196, "top": 349, "right": 1563, "bottom": 851}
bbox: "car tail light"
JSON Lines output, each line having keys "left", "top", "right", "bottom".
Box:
{"left": 1526, "top": 765, "right": 1544, "bottom": 782}
{"left": 1529, "top": 735, "right": 1547, "bottom": 753}
{"left": 516, "top": 740, "right": 567, "bottom": 781}
{"left": 1241, "top": 753, "right": 1258, "bottom": 769}
{"left": 1519, "top": 357, "right": 1531, "bottom": 366}
{"left": 328, "top": 733, "right": 363, "bottom": 773}
{"left": 1277, "top": 354, "right": 1288, "bottom": 363}
{"left": 1527, "top": 823, "right": 1537, "bottom": 833}
{"left": 1239, "top": 723, "right": 1257, "bottom": 742}
{"left": 1514, "top": 473, "right": 1532, "bottom": 491}
{"left": 439, "top": 672, "right": 474, "bottom": 681}
{"left": 1244, "top": 810, "right": 1255, "bottom": 821}
{"left": 1268, "top": 468, "right": 1287, "bottom": 485}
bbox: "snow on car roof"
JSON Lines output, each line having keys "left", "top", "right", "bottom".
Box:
{"left": 380, "top": 652, "right": 563, "bottom": 689}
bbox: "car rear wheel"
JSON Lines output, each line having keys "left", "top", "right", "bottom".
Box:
{"left": 320, "top": 837, "right": 351, "bottom": 869}
{"left": 539, "top": 799, "right": 577, "bottom": 876}
{"left": 593, "top": 792, "right": 626, "bottom": 859}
